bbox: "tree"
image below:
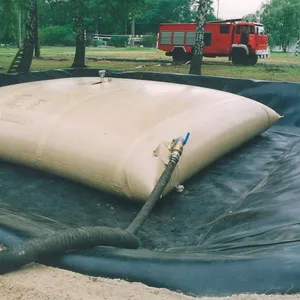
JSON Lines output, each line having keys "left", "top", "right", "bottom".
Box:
{"left": 260, "top": 0, "right": 300, "bottom": 51}
{"left": 34, "top": 0, "right": 40, "bottom": 57}
{"left": 189, "top": 0, "right": 208, "bottom": 75}
{"left": 16, "top": 0, "right": 37, "bottom": 72}
{"left": 71, "top": 0, "right": 86, "bottom": 67}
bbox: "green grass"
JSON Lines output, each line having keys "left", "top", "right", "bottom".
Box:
{"left": 1, "top": 45, "right": 300, "bottom": 62}
{"left": 25, "top": 58, "right": 300, "bottom": 82}
{"left": 0, "top": 46, "right": 163, "bottom": 59}
{"left": 1, "top": 46, "right": 300, "bottom": 82}
{"left": 152, "top": 63, "right": 300, "bottom": 82}
{"left": 2, "top": 46, "right": 300, "bottom": 62}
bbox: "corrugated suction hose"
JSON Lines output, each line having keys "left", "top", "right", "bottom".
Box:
{"left": 0, "top": 227, "right": 139, "bottom": 275}
{"left": 0, "top": 134, "right": 189, "bottom": 274}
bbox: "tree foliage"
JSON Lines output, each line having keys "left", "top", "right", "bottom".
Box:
{"left": 260, "top": 0, "right": 300, "bottom": 50}
{"left": 242, "top": 12, "right": 260, "bottom": 22}
{"left": 0, "top": 0, "right": 18, "bottom": 45}
{"left": 39, "top": 25, "right": 75, "bottom": 46}
{"left": 0, "top": 0, "right": 216, "bottom": 43}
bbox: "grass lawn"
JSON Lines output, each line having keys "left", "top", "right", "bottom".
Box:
{"left": 1, "top": 46, "right": 300, "bottom": 82}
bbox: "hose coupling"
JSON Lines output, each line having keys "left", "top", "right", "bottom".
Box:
{"left": 171, "top": 137, "right": 185, "bottom": 155}
{"left": 169, "top": 132, "right": 190, "bottom": 163}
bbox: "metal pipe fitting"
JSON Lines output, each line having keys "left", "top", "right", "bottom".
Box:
{"left": 98, "top": 70, "right": 106, "bottom": 83}
{"left": 169, "top": 132, "right": 190, "bottom": 163}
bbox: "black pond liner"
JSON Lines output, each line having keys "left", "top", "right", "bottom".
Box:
{"left": 1, "top": 69, "right": 300, "bottom": 297}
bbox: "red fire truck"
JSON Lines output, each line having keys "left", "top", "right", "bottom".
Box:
{"left": 157, "top": 19, "right": 269, "bottom": 66}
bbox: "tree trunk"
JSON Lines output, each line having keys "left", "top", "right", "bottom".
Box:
{"left": 16, "top": 0, "right": 37, "bottom": 73}
{"left": 72, "top": 0, "right": 86, "bottom": 68}
{"left": 189, "top": 0, "right": 208, "bottom": 75}
{"left": 34, "top": 0, "right": 40, "bottom": 58}
{"left": 18, "top": 11, "right": 22, "bottom": 49}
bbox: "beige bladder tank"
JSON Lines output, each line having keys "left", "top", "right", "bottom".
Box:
{"left": 0, "top": 76, "right": 280, "bottom": 201}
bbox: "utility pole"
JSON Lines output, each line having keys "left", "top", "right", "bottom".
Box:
{"left": 130, "top": 17, "right": 135, "bottom": 47}
{"left": 217, "top": 0, "right": 220, "bottom": 19}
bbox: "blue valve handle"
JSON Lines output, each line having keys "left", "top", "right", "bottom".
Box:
{"left": 183, "top": 132, "right": 190, "bottom": 145}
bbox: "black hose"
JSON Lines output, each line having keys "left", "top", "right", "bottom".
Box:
{"left": 126, "top": 158, "right": 179, "bottom": 235}
{"left": 0, "top": 144, "right": 182, "bottom": 274}
{"left": 0, "top": 226, "right": 139, "bottom": 274}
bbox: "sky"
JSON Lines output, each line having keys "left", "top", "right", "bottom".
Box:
{"left": 212, "top": 0, "right": 265, "bottom": 19}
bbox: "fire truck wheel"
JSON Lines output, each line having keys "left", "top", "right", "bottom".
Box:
{"left": 172, "top": 48, "right": 188, "bottom": 62}
{"left": 248, "top": 54, "right": 258, "bottom": 66}
{"left": 231, "top": 48, "right": 248, "bottom": 66}
{"left": 232, "top": 55, "right": 243, "bottom": 66}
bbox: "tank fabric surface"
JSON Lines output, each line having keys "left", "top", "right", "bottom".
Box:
{"left": 0, "top": 77, "right": 280, "bottom": 201}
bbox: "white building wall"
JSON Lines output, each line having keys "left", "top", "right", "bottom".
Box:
{"left": 271, "top": 38, "right": 298, "bottom": 53}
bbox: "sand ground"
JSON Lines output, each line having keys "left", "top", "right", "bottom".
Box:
{"left": 0, "top": 263, "right": 299, "bottom": 300}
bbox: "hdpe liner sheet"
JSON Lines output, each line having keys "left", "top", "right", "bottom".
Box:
{"left": 1, "top": 69, "right": 300, "bottom": 296}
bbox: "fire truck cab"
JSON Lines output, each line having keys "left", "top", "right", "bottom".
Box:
{"left": 157, "top": 19, "right": 270, "bottom": 66}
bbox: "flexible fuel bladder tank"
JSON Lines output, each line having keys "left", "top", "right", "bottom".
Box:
{"left": 0, "top": 77, "right": 280, "bottom": 201}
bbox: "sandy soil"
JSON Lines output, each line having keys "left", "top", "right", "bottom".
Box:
{"left": 0, "top": 264, "right": 299, "bottom": 300}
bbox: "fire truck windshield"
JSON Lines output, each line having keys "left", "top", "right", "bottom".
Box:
{"left": 255, "top": 26, "right": 265, "bottom": 35}
{"left": 236, "top": 25, "right": 255, "bottom": 35}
